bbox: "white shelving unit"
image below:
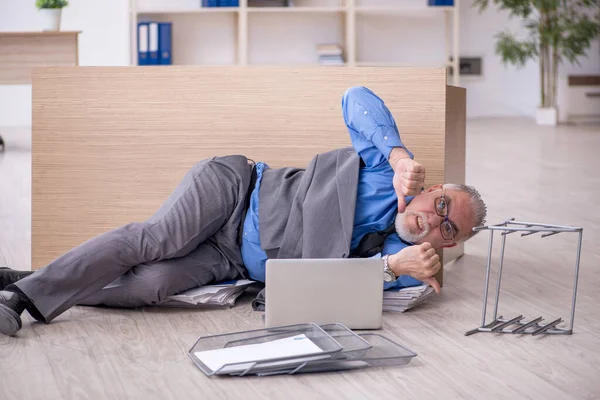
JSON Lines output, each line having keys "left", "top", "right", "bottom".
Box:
{"left": 130, "top": 0, "right": 460, "bottom": 85}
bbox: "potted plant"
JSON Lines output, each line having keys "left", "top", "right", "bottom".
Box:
{"left": 475, "top": 0, "right": 600, "bottom": 125}
{"left": 36, "top": 0, "right": 69, "bottom": 32}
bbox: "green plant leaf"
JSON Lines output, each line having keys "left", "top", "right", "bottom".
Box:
{"left": 495, "top": 32, "right": 538, "bottom": 67}
{"left": 35, "top": 0, "right": 69, "bottom": 9}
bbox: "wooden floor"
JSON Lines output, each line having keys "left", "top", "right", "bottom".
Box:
{"left": 1, "top": 119, "right": 599, "bottom": 399}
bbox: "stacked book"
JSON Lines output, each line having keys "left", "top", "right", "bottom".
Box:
{"left": 316, "top": 43, "right": 345, "bottom": 66}
{"left": 202, "top": 0, "right": 240, "bottom": 6}
{"left": 161, "top": 279, "right": 256, "bottom": 308}
{"left": 383, "top": 285, "right": 436, "bottom": 312}
{"left": 248, "top": 0, "right": 289, "bottom": 6}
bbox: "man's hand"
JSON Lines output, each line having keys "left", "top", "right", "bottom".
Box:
{"left": 389, "top": 148, "right": 426, "bottom": 212}
{"left": 388, "top": 243, "right": 441, "bottom": 293}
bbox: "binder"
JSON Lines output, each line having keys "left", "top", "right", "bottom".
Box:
{"left": 202, "top": 0, "right": 218, "bottom": 6}
{"left": 158, "top": 22, "right": 172, "bottom": 65}
{"left": 137, "top": 22, "right": 149, "bottom": 66}
{"left": 428, "top": 0, "right": 453, "bottom": 5}
{"left": 148, "top": 22, "right": 159, "bottom": 65}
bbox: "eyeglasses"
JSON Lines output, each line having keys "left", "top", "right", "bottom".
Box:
{"left": 434, "top": 189, "right": 457, "bottom": 242}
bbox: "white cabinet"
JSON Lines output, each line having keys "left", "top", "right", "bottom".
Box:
{"left": 559, "top": 76, "right": 600, "bottom": 123}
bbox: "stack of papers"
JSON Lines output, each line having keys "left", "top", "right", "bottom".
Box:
{"left": 383, "top": 285, "right": 436, "bottom": 312}
{"left": 162, "top": 279, "right": 255, "bottom": 308}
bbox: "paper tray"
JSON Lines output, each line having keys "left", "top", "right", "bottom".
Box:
{"left": 246, "top": 333, "right": 417, "bottom": 376}
{"left": 227, "top": 323, "right": 373, "bottom": 376}
{"left": 188, "top": 323, "right": 343, "bottom": 376}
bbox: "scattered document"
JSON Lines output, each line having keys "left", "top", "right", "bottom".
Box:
{"left": 194, "top": 334, "right": 324, "bottom": 374}
{"left": 162, "top": 280, "right": 256, "bottom": 308}
{"left": 383, "top": 285, "right": 436, "bottom": 312}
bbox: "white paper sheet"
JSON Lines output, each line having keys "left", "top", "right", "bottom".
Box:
{"left": 194, "top": 334, "right": 324, "bottom": 374}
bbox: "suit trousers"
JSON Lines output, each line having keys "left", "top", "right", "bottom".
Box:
{"left": 16, "top": 155, "right": 254, "bottom": 323}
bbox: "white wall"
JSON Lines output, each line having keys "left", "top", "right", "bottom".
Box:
{"left": 460, "top": 0, "right": 539, "bottom": 117}
{"left": 460, "top": 0, "right": 600, "bottom": 118}
{"left": 0, "top": 0, "right": 598, "bottom": 126}
{"left": 0, "top": 0, "right": 130, "bottom": 126}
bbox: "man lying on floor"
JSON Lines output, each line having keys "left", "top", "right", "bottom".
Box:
{"left": 0, "top": 86, "right": 487, "bottom": 336}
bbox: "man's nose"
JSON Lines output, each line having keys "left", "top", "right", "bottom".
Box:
{"left": 428, "top": 213, "right": 443, "bottom": 228}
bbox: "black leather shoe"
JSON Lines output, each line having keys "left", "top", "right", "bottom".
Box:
{"left": 0, "top": 290, "right": 25, "bottom": 336}
{"left": 0, "top": 267, "right": 34, "bottom": 290}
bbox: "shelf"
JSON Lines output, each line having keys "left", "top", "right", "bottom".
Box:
{"left": 137, "top": 7, "right": 239, "bottom": 14}
{"left": 247, "top": 7, "right": 346, "bottom": 13}
{"left": 355, "top": 6, "right": 453, "bottom": 14}
{"left": 248, "top": 62, "right": 348, "bottom": 66}
{"left": 356, "top": 61, "right": 452, "bottom": 68}
{"left": 137, "top": 6, "right": 452, "bottom": 14}
{"left": 130, "top": 0, "right": 460, "bottom": 85}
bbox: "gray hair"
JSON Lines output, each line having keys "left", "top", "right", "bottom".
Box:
{"left": 443, "top": 183, "right": 487, "bottom": 241}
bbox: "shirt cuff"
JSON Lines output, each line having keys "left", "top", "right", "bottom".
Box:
{"left": 384, "top": 275, "right": 424, "bottom": 291}
{"left": 371, "top": 125, "right": 414, "bottom": 161}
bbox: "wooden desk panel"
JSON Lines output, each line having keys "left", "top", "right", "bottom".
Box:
{"left": 0, "top": 32, "right": 79, "bottom": 84}
{"left": 32, "top": 67, "right": 464, "bottom": 276}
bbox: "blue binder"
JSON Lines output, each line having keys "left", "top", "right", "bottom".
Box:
{"left": 202, "top": 0, "right": 218, "bottom": 6}
{"left": 137, "top": 22, "right": 149, "bottom": 66}
{"left": 148, "top": 22, "right": 159, "bottom": 65}
{"left": 158, "top": 22, "right": 172, "bottom": 65}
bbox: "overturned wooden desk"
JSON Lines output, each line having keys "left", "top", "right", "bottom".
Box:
{"left": 0, "top": 31, "right": 80, "bottom": 85}
{"left": 31, "top": 67, "right": 466, "bottom": 288}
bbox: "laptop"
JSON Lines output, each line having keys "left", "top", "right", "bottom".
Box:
{"left": 264, "top": 258, "right": 384, "bottom": 330}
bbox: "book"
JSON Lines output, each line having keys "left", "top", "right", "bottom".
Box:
{"left": 248, "top": 0, "right": 288, "bottom": 7}
{"left": 316, "top": 43, "right": 343, "bottom": 56}
{"left": 316, "top": 43, "right": 345, "bottom": 66}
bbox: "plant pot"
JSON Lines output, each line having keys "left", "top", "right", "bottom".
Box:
{"left": 39, "top": 9, "right": 62, "bottom": 32}
{"left": 536, "top": 107, "right": 558, "bottom": 126}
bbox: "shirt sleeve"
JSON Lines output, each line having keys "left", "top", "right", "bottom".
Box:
{"left": 381, "top": 235, "right": 424, "bottom": 291}
{"left": 342, "top": 86, "right": 414, "bottom": 169}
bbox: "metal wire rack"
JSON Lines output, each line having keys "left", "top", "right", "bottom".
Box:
{"left": 465, "top": 218, "right": 583, "bottom": 336}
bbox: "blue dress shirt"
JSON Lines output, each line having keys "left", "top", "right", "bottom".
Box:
{"left": 240, "top": 86, "right": 423, "bottom": 290}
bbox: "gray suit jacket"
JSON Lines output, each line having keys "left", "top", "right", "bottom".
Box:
{"left": 252, "top": 147, "right": 361, "bottom": 310}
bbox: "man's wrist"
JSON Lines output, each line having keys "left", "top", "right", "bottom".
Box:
{"left": 388, "top": 147, "right": 412, "bottom": 170}
{"left": 388, "top": 253, "right": 405, "bottom": 277}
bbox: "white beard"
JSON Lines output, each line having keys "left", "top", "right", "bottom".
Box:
{"left": 395, "top": 210, "right": 430, "bottom": 243}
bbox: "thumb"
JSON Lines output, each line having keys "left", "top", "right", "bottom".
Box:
{"left": 397, "top": 195, "right": 406, "bottom": 213}
{"left": 423, "top": 277, "right": 441, "bottom": 294}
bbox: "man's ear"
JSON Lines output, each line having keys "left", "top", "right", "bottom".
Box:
{"left": 426, "top": 183, "right": 444, "bottom": 193}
